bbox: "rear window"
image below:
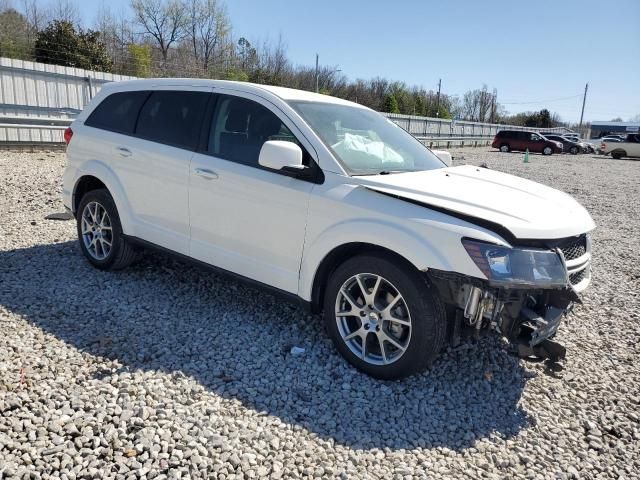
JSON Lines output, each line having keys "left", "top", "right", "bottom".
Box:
{"left": 85, "top": 91, "right": 149, "bottom": 134}
{"left": 135, "top": 91, "right": 209, "bottom": 150}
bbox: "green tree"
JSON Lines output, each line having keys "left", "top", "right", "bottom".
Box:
{"left": 538, "top": 108, "right": 552, "bottom": 128}
{"left": 220, "top": 67, "right": 248, "bottom": 81}
{"left": 0, "top": 8, "right": 34, "bottom": 60}
{"left": 382, "top": 94, "right": 400, "bottom": 113}
{"left": 413, "top": 94, "right": 426, "bottom": 116}
{"left": 35, "top": 20, "right": 113, "bottom": 72}
{"left": 434, "top": 104, "right": 451, "bottom": 119}
{"left": 127, "top": 43, "right": 151, "bottom": 77}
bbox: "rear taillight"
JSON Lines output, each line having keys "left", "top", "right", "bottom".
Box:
{"left": 64, "top": 127, "right": 73, "bottom": 145}
{"left": 600, "top": 143, "right": 605, "bottom": 150}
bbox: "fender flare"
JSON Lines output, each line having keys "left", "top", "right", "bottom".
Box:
{"left": 73, "top": 160, "right": 135, "bottom": 235}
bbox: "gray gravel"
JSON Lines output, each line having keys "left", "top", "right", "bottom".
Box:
{"left": 1, "top": 149, "right": 639, "bottom": 479}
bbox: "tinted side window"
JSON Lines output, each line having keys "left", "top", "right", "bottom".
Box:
{"left": 208, "top": 95, "right": 302, "bottom": 167}
{"left": 135, "top": 91, "right": 209, "bottom": 150}
{"left": 85, "top": 91, "right": 149, "bottom": 134}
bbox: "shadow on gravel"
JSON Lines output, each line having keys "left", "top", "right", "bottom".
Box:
{"left": 0, "top": 241, "right": 530, "bottom": 451}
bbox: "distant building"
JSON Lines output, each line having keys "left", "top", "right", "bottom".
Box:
{"left": 590, "top": 121, "right": 640, "bottom": 139}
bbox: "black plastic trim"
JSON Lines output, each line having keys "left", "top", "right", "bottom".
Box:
{"left": 123, "top": 235, "right": 312, "bottom": 312}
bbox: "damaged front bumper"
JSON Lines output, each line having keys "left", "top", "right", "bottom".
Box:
{"left": 430, "top": 270, "right": 587, "bottom": 361}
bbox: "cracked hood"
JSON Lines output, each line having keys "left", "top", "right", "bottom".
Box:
{"left": 356, "top": 165, "right": 595, "bottom": 241}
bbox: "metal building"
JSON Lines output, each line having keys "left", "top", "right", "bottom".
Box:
{"left": 590, "top": 121, "right": 640, "bottom": 139}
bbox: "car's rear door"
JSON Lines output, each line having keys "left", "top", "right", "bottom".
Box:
{"left": 509, "top": 131, "right": 523, "bottom": 150}
{"left": 118, "top": 87, "right": 212, "bottom": 255}
{"left": 188, "top": 90, "right": 317, "bottom": 294}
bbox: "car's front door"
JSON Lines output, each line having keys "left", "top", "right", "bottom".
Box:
{"left": 528, "top": 133, "right": 544, "bottom": 153}
{"left": 188, "top": 91, "right": 317, "bottom": 294}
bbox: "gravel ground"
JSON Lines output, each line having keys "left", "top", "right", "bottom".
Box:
{"left": 0, "top": 148, "right": 639, "bottom": 480}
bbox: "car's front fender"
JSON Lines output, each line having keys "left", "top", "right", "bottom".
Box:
{"left": 297, "top": 184, "right": 507, "bottom": 302}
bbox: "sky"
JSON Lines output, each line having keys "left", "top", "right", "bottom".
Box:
{"left": 70, "top": 0, "right": 640, "bottom": 123}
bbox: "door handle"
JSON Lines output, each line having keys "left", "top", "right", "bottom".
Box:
{"left": 115, "top": 146, "right": 132, "bottom": 157}
{"left": 194, "top": 168, "right": 218, "bottom": 180}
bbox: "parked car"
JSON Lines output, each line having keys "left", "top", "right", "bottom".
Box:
{"left": 600, "top": 134, "right": 640, "bottom": 159}
{"left": 63, "top": 79, "right": 595, "bottom": 379}
{"left": 596, "top": 137, "right": 623, "bottom": 154}
{"left": 492, "top": 130, "right": 563, "bottom": 155}
{"left": 543, "top": 134, "right": 586, "bottom": 154}
{"left": 561, "top": 133, "right": 580, "bottom": 141}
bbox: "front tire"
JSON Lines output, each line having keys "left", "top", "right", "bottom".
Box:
{"left": 499, "top": 144, "right": 510, "bottom": 152}
{"left": 76, "top": 189, "right": 140, "bottom": 270}
{"left": 323, "top": 254, "right": 446, "bottom": 379}
{"left": 570, "top": 146, "right": 579, "bottom": 155}
{"left": 543, "top": 146, "right": 553, "bottom": 155}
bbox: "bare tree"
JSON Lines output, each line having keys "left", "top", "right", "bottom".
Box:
{"left": 185, "top": 0, "right": 230, "bottom": 72}
{"left": 461, "top": 85, "right": 495, "bottom": 122}
{"left": 95, "top": 5, "right": 135, "bottom": 74}
{"left": 131, "top": 0, "right": 187, "bottom": 63}
{"left": 21, "top": 0, "right": 48, "bottom": 36}
{"left": 50, "top": 0, "right": 80, "bottom": 25}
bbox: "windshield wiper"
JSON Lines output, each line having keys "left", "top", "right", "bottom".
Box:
{"left": 352, "top": 169, "right": 407, "bottom": 176}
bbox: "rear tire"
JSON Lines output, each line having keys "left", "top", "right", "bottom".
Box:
{"left": 543, "top": 146, "right": 553, "bottom": 155}
{"left": 611, "top": 150, "right": 625, "bottom": 160}
{"left": 323, "top": 253, "right": 446, "bottom": 379}
{"left": 76, "top": 189, "right": 140, "bottom": 270}
{"left": 499, "top": 144, "right": 510, "bottom": 153}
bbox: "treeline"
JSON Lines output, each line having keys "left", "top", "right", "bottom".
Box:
{"left": 0, "top": 0, "right": 565, "bottom": 126}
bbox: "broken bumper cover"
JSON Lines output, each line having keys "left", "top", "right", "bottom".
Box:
{"left": 429, "top": 270, "right": 581, "bottom": 355}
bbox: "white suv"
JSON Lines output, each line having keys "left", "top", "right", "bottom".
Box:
{"left": 62, "top": 79, "right": 595, "bottom": 379}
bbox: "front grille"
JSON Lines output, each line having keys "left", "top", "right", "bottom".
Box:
{"left": 559, "top": 234, "right": 587, "bottom": 261}
{"left": 569, "top": 269, "right": 587, "bottom": 285}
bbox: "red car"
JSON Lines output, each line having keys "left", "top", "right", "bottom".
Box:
{"left": 492, "top": 130, "right": 563, "bottom": 155}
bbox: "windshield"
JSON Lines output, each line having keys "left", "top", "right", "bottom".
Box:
{"left": 288, "top": 101, "right": 445, "bottom": 175}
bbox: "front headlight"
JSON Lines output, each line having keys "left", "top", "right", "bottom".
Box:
{"left": 462, "top": 239, "right": 568, "bottom": 288}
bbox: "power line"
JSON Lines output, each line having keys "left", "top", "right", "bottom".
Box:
{"left": 500, "top": 94, "right": 583, "bottom": 105}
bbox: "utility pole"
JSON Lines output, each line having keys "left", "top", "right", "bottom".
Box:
{"left": 491, "top": 90, "right": 497, "bottom": 123}
{"left": 435, "top": 78, "right": 441, "bottom": 116}
{"left": 578, "top": 82, "right": 588, "bottom": 130}
{"left": 315, "top": 54, "right": 319, "bottom": 93}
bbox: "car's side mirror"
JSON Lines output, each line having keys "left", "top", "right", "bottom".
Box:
{"left": 259, "top": 140, "right": 304, "bottom": 172}
{"left": 432, "top": 149, "right": 452, "bottom": 166}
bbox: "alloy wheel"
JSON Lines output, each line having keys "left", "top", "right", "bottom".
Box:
{"left": 335, "top": 273, "right": 412, "bottom": 365}
{"left": 81, "top": 201, "right": 113, "bottom": 260}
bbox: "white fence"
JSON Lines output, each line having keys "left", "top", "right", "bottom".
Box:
{"left": 0, "top": 57, "right": 570, "bottom": 147}
{"left": 0, "top": 57, "right": 134, "bottom": 144}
